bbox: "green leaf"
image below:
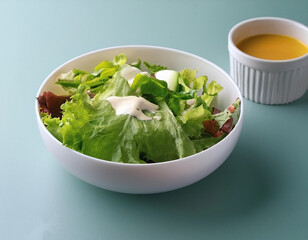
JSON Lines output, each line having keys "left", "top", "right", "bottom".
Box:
{"left": 193, "top": 75, "right": 208, "bottom": 90}
{"left": 206, "top": 80, "right": 223, "bottom": 95}
{"left": 80, "top": 73, "right": 96, "bottom": 82}
{"left": 131, "top": 74, "right": 168, "bottom": 98}
{"left": 232, "top": 97, "right": 241, "bottom": 109}
{"left": 73, "top": 69, "right": 89, "bottom": 76}
{"left": 169, "top": 90, "right": 196, "bottom": 100}
{"left": 95, "top": 72, "right": 134, "bottom": 99}
{"left": 41, "top": 113, "right": 63, "bottom": 142}
{"left": 192, "top": 134, "right": 225, "bottom": 152}
{"left": 167, "top": 98, "right": 181, "bottom": 116}
{"left": 180, "top": 104, "right": 212, "bottom": 124}
{"left": 212, "top": 98, "right": 241, "bottom": 127}
{"left": 202, "top": 80, "right": 223, "bottom": 107}
{"left": 130, "top": 59, "right": 142, "bottom": 69}
{"left": 59, "top": 86, "right": 94, "bottom": 151}
{"left": 49, "top": 88, "right": 196, "bottom": 163}
{"left": 91, "top": 69, "right": 103, "bottom": 77}
{"left": 143, "top": 61, "right": 167, "bottom": 76}
{"left": 94, "top": 60, "right": 115, "bottom": 72}
{"left": 113, "top": 53, "right": 127, "bottom": 66}
{"left": 59, "top": 70, "right": 75, "bottom": 80}
{"left": 180, "top": 118, "right": 204, "bottom": 139}
{"left": 56, "top": 79, "right": 81, "bottom": 89}
{"left": 55, "top": 70, "right": 80, "bottom": 91}
{"left": 83, "top": 68, "right": 116, "bottom": 87}
{"left": 180, "top": 68, "right": 197, "bottom": 86}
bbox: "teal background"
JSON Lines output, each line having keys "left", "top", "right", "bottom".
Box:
{"left": 1, "top": 0, "right": 308, "bottom": 239}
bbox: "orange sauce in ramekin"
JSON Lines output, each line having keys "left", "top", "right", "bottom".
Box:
{"left": 236, "top": 34, "right": 308, "bottom": 60}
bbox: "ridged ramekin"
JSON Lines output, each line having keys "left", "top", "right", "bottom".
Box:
{"left": 228, "top": 17, "right": 308, "bottom": 104}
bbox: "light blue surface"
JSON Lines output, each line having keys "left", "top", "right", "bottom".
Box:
{"left": 1, "top": 0, "right": 308, "bottom": 239}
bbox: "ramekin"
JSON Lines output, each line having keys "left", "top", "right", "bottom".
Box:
{"left": 228, "top": 17, "right": 308, "bottom": 104}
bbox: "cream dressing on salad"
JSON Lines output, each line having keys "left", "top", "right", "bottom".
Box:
{"left": 120, "top": 65, "right": 150, "bottom": 85}
{"left": 106, "top": 96, "right": 159, "bottom": 121}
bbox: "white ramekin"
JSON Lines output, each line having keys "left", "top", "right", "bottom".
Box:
{"left": 228, "top": 17, "right": 308, "bottom": 104}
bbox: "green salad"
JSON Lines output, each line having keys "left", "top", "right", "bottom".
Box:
{"left": 37, "top": 54, "right": 240, "bottom": 164}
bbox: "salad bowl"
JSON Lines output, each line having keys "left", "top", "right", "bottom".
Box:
{"left": 36, "top": 45, "right": 244, "bottom": 194}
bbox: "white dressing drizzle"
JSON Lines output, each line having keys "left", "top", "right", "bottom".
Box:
{"left": 106, "top": 96, "right": 159, "bottom": 121}
{"left": 120, "top": 66, "right": 150, "bottom": 85}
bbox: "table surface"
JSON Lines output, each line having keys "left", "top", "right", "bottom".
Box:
{"left": 1, "top": 0, "right": 308, "bottom": 239}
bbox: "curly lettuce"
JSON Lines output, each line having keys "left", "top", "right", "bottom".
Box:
{"left": 39, "top": 54, "right": 241, "bottom": 163}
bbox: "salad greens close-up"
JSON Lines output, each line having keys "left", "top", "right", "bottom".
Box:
{"left": 37, "top": 54, "right": 240, "bottom": 164}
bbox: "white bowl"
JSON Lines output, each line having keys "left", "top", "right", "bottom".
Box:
{"left": 228, "top": 17, "right": 308, "bottom": 104}
{"left": 36, "top": 45, "right": 244, "bottom": 194}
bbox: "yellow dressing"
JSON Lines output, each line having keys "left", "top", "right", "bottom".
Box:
{"left": 236, "top": 34, "right": 308, "bottom": 60}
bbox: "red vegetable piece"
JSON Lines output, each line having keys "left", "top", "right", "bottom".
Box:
{"left": 203, "top": 119, "right": 220, "bottom": 137}
{"left": 214, "top": 130, "right": 223, "bottom": 138}
{"left": 37, "top": 91, "right": 70, "bottom": 118}
{"left": 212, "top": 107, "right": 221, "bottom": 115}
{"left": 220, "top": 117, "right": 233, "bottom": 134}
{"left": 228, "top": 104, "right": 235, "bottom": 113}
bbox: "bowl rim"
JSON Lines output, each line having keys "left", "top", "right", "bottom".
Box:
{"left": 35, "top": 45, "right": 244, "bottom": 167}
{"left": 228, "top": 16, "right": 308, "bottom": 65}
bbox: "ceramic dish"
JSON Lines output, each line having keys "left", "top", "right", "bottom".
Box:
{"left": 228, "top": 17, "right": 308, "bottom": 104}
{"left": 36, "top": 45, "right": 244, "bottom": 194}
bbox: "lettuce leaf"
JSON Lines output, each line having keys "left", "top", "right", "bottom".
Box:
{"left": 201, "top": 80, "right": 223, "bottom": 107}
{"left": 79, "top": 99, "right": 196, "bottom": 163}
{"left": 192, "top": 134, "right": 225, "bottom": 152}
{"left": 179, "top": 105, "right": 212, "bottom": 138}
{"left": 212, "top": 98, "right": 241, "bottom": 127}
{"left": 41, "top": 113, "right": 63, "bottom": 142}
{"left": 144, "top": 61, "right": 167, "bottom": 76}
{"left": 131, "top": 74, "right": 168, "bottom": 98}
{"left": 55, "top": 54, "right": 126, "bottom": 93}
{"left": 43, "top": 75, "right": 196, "bottom": 163}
